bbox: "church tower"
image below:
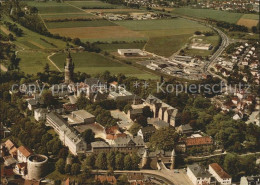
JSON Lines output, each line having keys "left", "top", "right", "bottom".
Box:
{"left": 64, "top": 52, "right": 74, "bottom": 84}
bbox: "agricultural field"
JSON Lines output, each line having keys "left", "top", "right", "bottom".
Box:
{"left": 172, "top": 8, "right": 243, "bottom": 23}
{"left": 66, "top": 1, "right": 124, "bottom": 9}
{"left": 97, "top": 42, "right": 146, "bottom": 52}
{"left": 237, "top": 14, "right": 259, "bottom": 28}
{"left": 50, "top": 52, "right": 157, "bottom": 79}
{"left": 115, "top": 18, "right": 212, "bottom": 57}
{"left": 40, "top": 13, "right": 96, "bottom": 20}
{"left": 46, "top": 19, "right": 116, "bottom": 29}
{"left": 48, "top": 26, "right": 146, "bottom": 42}
{"left": 26, "top": 1, "right": 83, "bottom": 14}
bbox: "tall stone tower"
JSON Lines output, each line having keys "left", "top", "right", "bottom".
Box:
{"left": 170, "top": 149, "right": 176, "bottom": 170}
{"left": 64, "top": 52, "right": 74, "bottom": 84}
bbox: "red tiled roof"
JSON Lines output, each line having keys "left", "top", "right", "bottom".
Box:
{"left": 24, "top": 180, "right": 40, "bottom": 185}
{"left": 209, "top": 163, "right": 231, "bottom": 179}
{"left": 18, "top": 146, "right": 32, "bottom": 158}
{"left": 10, "top": 147, "right": 17, "bottom": 155}
{"left": 1, "top": 166, "right": 14, "bottom": 177}
{"left": 65, "top": 178, "right": 70, "bottom": 185}
{"left": 95, "top": 175, "right": 117, "bottom": 184}
{"left": 185, "top": 136, "right": 213, "bottom": 146}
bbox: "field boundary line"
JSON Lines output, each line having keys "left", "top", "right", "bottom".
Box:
{"left": 47, "top": 53, "right": 62, "bottom": 72}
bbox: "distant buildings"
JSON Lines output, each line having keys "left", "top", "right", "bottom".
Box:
{"left": 190, "top": 43, "right": 212, "bottom": 50}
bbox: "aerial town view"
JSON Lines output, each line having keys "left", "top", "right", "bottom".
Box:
{"left": 0, "top": 0, "right": 259, "bottom": 184}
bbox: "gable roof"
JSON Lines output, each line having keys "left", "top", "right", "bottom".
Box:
{"left": 95, "top": 175, "right": 117, "bottom": 184}
{"left": 18, "top": 146, "right": 32, "bottom": 158}
{"left": 188, "top": 163, "right": 211, "bottom": 178}
{"left": 209, "top": 163, "right": 231, "bottom": 179}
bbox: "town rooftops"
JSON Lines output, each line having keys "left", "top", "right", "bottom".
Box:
{"left": 91, "top": 141, "right": 110, "bottom": 148}
{"left": 185, "top": 136, "right": 213, "bottom": 146}
{"left": 34, "top": 108, "right": 47, "bottom": 114}
{"left": 18, "top": 146, "right": 33, "bottom": 158}
{"left": 147, "top": 118, "right": 169, "bottom": 129}
{"left": 72, "top": 110, "right": 95, "bottom": 120}
{"left": 127, "top": 173, "right": 144, "bottom": 181}
{"left": 209, "top": 163, "right": 231, "bottom": 179}
{"left": 188, "top": 163, "right": 211, "bottom": 178}
{"left": 140, "top": 125, "right": 156, "bottom": 134}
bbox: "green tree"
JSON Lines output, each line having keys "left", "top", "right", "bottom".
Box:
{"left": 44, "top": 63, "right": 50, "bottom": 74}
{"left": 223, "top": 153, "right": 239, "bottom": 177}
{"left": 84, "top": 154, "right": 96, "bottom": 169}
{"left": 107, "top": 151, "right": 116, "bottom": 169}
{"left": 149, "top": 127, "right": 179, "bottom": 151}
{"left": 115, "top": 153, "right": 124, "bottom": 170}
{"left": 124, "top": 154, "right": 132, "bottom": 170}
{"left": 65, "top": 164, "right": 71, "bottom": 174}
{"left": 129, "top": 123, "right": 142, "bottom": 136}
{"left": 41, "top": 90, "right": 56, "bottom": 107}
{"left": 55, "top": 158, "right": 65, "bottom": 174}
{"left": 95, "top": 152, "right": 107, "bottom": 170}
{"left": 71, "top": 163, "right": 81, "bottom": 175}
{"left": 81, "top": 129, "right": 95, "bottom": 144}
{"left": 131, "top": 153, "right": 140, "bottom": 170}
{"left": 76, "top": 94, "right": 90, "bottom": 109}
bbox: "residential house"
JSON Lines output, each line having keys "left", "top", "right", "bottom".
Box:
{"left": 187, "top": 163, "right": 211, "bottom": 185}
{"left": 106, "top": 126, "right": 126, "bottom": 140}
{"left": 209, "top": 163, "right": 232, "bottom": 185}
{"left": 34, "top": 108, "right": 48, "bottom": 122}
{"left": 14, "top": 162, "right": 27, "bottom": 176}
{"left": 17, "top": 146, "right": 32, "bottom": 163}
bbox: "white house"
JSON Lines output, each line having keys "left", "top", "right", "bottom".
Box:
{"left": 209, "top": 163, "right": 232, "bottom": 185}
{"left": 34, "top": 108, "right": 48, "bottom": 122}
{"left": 17, "top": 146, "right": 32, "bottom": 163}
{"left": 187, "top": 163, "right": 211, "bottom": 185}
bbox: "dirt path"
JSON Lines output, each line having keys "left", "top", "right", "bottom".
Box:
{"left": 47, "top": 53, "right": 62, "bottom": 72}
{"left": 0, "top": 25, "right": 11, "bottom": 35}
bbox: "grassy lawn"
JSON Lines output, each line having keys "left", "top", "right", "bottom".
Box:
{"left": 26, "top": 1, "right": 83, "bottom": 14}
{"left": 17, "top": 50, "right": 56, "bottom": 74}
{"left": 46, "top": 19, "right": 116, "bottom": 29}
{"left": 172, "top": 8, "right": 243, "bottom": 23}
{"left": 51, "top": 52, "right": 158, "bottom": 79}
{"left": 67, "top": 1, "right": 123, "bottom": 9}
{"left": 81, "top": 37, "right": 147, "bottom": 43}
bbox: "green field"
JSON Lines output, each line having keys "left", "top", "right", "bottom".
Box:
{"left": 17, "top": 51, "right": 56, "bottom": 74}
{"left": 172, "top": 8, "right": 243, "bottom": 23}
{"left": 46, "top": 19, "right": 116, "bottom": 29}
{"left": 67, "top": 1, "right": 123, "bottom": 9}
{"left": 51, "top": 52, "right": 157, "bottom": 79}
{"left": 97, "top": 42, "right": 146, "bottom": 52}
{"left": 114, "top": 18, "right": 212, "bottom": 57}
{"left": 241, "top": 14, "right": 259, "bottom": 20}
{"left": 114, "top": 18, "right": 208, "bottom": 31}
{"left": 26, "top": 1, "right": 83, "bottom": 14}
{"left": 41, "top": 13, "right": 96, "bottom": 19}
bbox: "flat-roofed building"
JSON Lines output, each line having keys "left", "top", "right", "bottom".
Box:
{"left": 209, "top": 163, "right": 232, "bottom": 185}
{"left": 68, "top": 110, "right": 95, "bottom": 125}
{"left": 118, "top": 49, "right": 147, "bottom": 57}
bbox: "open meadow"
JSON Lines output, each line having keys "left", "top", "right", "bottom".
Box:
{"left": 237, "top": 14, "right": 259, "bottom": 28}
{"left": 50, "top": 52, "right": 158, "bottom": 79}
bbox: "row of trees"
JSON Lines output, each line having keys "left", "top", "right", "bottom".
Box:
{"left": 4, "top": 21, "right": 23, "bottom": 36}
{"left": 82, "top": 152, "right": 140, "bottom": 170}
